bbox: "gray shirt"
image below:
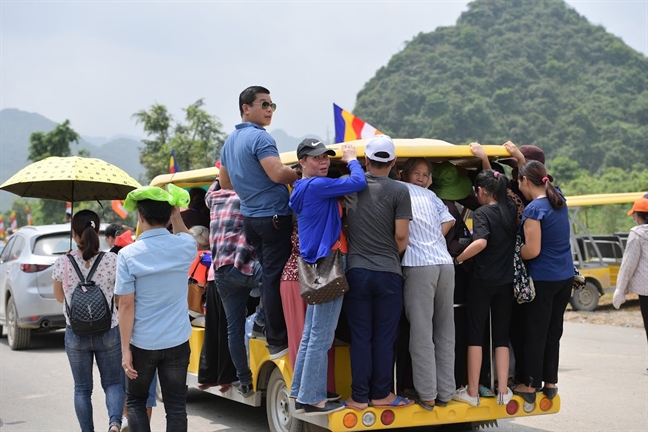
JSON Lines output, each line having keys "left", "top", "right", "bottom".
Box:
{"left": 345, "top": 173, "right": 412, "bottom": 275}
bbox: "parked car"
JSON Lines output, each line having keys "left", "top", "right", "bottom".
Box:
{"left": 0, "top": 224, "right": 109, "bottom": 350}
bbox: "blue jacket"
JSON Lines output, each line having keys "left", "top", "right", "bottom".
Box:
{"left": 289, "top": 160, "right": 366, "bottom": 263}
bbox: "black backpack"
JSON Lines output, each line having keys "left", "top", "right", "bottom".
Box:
{"left": 64, "top": 252, "right": 114, "bottom": 336}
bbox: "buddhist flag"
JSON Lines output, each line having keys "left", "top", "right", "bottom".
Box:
{"left": 333, "top": 103, "right": 382, "bottom": 143}
{"left": 0, "top": 215, "right": 5, "bottom": 240}
{"left": 25, "top": 205, "right": 33, "bottom": 226}
{"left": 170, "top": 149, "right": 179, "bottom": 174}
{"left": 10, "top": 211, "right": 17, "bottom": 231}
{"left": 112, "top": 200, "right": 129, "bottom": 219}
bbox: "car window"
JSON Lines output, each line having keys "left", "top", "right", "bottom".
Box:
{"left": 0, "top": 237, "right": 16, "bottom": 262}
{"left": 10, "top": 236, "right": 26, "bottom": 260}
{"left": 33, "top": 231, "right": 110, "bottom": 256}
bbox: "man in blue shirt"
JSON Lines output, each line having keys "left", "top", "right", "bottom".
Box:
{"left": 116, "top": 191, "right": 196, "bottom": 432}
{"left": 218, "top": 86, "right": 297, "bottom": 359}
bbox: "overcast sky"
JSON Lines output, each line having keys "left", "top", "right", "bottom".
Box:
{"left": 1, "top": 0, "right": 646, "bottom": 144}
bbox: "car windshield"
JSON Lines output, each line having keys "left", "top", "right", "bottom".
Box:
{"left": 33, "top": 232, "right": 109, "bottom": 256}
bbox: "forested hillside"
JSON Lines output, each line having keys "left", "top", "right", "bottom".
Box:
{"left": 354, "top": 0, "right": 647, "bottom": 173}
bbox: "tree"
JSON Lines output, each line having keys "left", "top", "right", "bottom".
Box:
{"left": 133, "top": 99, "right": 226, "bottom": 182}
{"left": 27, "top": 119, "right": 79, "bottom": 162}
{"left": 26, "top": 120, "right": 81, "bottom": 224}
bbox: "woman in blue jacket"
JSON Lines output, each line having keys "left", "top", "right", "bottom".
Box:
{"left": 288, "top": 139, "right": 367, "bottom": 415}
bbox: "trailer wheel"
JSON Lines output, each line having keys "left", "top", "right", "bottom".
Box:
{"left": 570, "top": 281, "right": 599, "bottom": 311}
{"left": 266, "top": 368, "right": 293, "bottom": 432}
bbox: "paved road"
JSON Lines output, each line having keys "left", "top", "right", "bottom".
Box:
{"left": 1, "top": 322, "right": 646, "bottom": 431}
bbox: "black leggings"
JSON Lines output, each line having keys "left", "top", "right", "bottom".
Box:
{"left": 639, "top": 295, "right": 648, "bottom": 342}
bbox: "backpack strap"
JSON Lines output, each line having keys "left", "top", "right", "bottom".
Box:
{"left": 86, "top": 252, "right": 105, "bottom": 282}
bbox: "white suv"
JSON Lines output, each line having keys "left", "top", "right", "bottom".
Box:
{"left": 0, "top": 224, "right": 109, "bottom": 350}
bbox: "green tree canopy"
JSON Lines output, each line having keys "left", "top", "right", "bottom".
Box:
{"left": 27, "top": 119, "right": 80, "bottom": 162}
{"left": 133, "top": 99, "right": 226, "bottom": 182}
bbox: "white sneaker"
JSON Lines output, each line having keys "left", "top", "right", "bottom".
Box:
{"left": 498, "top": 388, "right": 513, "bottom": 405}
{"left": 121, "top": 416, "right": 129, "bottom": 432}
{"left": 452, "top": 387, "right": 480, "bottom": 406}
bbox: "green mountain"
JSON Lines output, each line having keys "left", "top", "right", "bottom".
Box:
{"left": 0, "top": 108, "right": 145, "bottom": 212}
{"left": 354, "top": 0, "right": 648, "bottom": 172}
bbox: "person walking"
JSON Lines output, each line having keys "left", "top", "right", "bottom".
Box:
{"left": 613, "top": 194, "right": 648, "bottom": 345}
{"left": 53, "top": 210, "right": 124, "bottom": 432}
{"left": 289, "top": 139, "right": 366, "bottom": 415}
{"left": 116, "top": 185, "right": 196, "bottom": 432}
{"left": 218, "top": 86, "right": 297, "bottom": 359}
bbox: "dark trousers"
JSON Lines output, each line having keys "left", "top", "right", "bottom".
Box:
{"left": 521, "top": 277, "right": 573, "bottom": 388}
{"left": 344, "top": 268, "right": 403, "bottom": 403}
{"left": 244, "top": 215, "right": 292, "bottom": 347}
{"left": 198, "top": 281, "right": 237, "bottom": 385}
{"left": 127, "top": 341, "right": 190, "bottom": 432}
{"left": 639, "top": 295, "right": 648, "bottom": 342}
{"left": 453, "top": 265, "right": 470, "bottom": 388}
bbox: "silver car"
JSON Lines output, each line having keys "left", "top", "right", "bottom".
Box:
{"left": 0, "top": 224, "right": 109, "bottom": 350}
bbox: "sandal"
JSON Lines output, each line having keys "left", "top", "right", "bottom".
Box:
{"left": 370, "top": 395, "right": 414, "bottom": 409}
{"left": 478, "top": 385, "right": 496, "bottom": 398}
{"left": 403, "top": 389, "right": 434, "bottom": 411}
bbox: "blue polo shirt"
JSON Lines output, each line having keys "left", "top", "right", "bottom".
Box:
{"left": 115, "top": 228, "right": 196, "bottom": 350}
{"left": 220, "top": 122, "right": 291, "bottom": 217}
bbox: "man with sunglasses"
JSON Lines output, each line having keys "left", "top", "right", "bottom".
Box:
{"left": 219, "top": 86, "right": 297, "bottom": 359}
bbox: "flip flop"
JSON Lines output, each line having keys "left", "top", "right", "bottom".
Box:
{"left": 478, "top": 385, "right": 496, "bottom": 398}
{"left": 371, "top": 395, "right": 414, "bottom": 409}
{"left": 403, "top": 389, "right": 434, "bottom": 411}
{"left": 340, "top": 401, "right": 366, "bottom": 411}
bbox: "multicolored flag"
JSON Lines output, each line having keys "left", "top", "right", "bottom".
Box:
{"left": 25, "top": 205, "right": 33, "bottom": 226}
{"left": 0, "top": 215, "right": 5, "bottom": 240}
{"left": 333, "top": 103, "right": 382, "bottom": 143}
{"left": 170, "top": 149, "right": 179, "bottom": 174}
{"left": 10, "top": 211, "right": 17, "bottom": 231}
{"left": 112, "top": 200, "right": 129, "bottom": 219}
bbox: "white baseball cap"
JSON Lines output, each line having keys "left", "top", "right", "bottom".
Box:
{"left": 365, "top": 135, "right": 396, "bottom": 163}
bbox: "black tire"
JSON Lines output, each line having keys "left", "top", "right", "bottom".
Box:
{"left": 266, "top": 368, "right": 293, "bottom": 432}
{"left": 570, "top": 281, "right": 599, "bottom": 311}
{"left": 6, "top": 297, "right": 31, "bottom": 350}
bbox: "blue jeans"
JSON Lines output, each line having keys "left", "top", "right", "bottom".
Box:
{"left": 215, "top": 263, "right": 262, "bottom": 386}
{"left": 343, "top": 268, "right": 403, "bottom": 403}
{"left": 65, "top": 325, "right": 125, "bottom": 431}
{"left": 126, "top": 341, "right": 190, "bottom": 432}
{"left": 290, "top": 296, "right": 343, "bottom": 404}
{"left": 243, "top": 215, "right": 293, "bottom": 346}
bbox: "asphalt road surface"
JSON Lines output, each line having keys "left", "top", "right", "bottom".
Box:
{"left": 1, "top": 321, "right": 646, "bottom": 431}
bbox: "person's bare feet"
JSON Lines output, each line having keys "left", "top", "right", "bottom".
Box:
{"left": 370, "top": 393, "right": 412, "bottom": 407}
{"left": 343, "top": 398, "right": 368, "bottom": 410}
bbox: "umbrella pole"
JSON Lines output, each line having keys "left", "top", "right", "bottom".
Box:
{"left": 68, "top": 187, "right": 75, "bottom": 251}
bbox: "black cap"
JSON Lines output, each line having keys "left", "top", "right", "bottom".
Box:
{"left": 297, "top": 138, "right": 336, "bottom": 160}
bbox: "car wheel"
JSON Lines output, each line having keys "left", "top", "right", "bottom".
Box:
{"left": 266, "top": 367, "right": 294, "bottom": 432}
{"left": 7, "top": 297, "right": 31, "bottom": 350}
{"left": 570, "top": 281, "right": 600, "bottom": 312}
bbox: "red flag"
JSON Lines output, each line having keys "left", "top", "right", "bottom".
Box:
{"left": 112, "top": 200, "right": 129, "bottom": 219}
{"left": 0, "top": 215, "right": 5, "bottom": 240}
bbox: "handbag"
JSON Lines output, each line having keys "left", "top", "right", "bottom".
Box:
{"left": 187, "top": 257, "right": 206, "bottom": 314}
{"left": 297, "top": 248, "right": 349, "bottom": 305}
{"left": 513, "top": 233, "right": 535, "bottom": 304}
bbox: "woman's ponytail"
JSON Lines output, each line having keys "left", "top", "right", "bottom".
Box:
{"left": 71, "top": 210, "right": 101, "bottom": 260}
{"left": 519, "top": 161, "right": 564, "bottom": 209}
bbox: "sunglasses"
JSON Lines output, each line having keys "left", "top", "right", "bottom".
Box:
{"left": 254, "top": 101, "right": 277, "bottom": 111}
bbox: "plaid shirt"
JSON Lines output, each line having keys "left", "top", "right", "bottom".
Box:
{"left": 205, "top": 181, "right": 257, "bottom": 275}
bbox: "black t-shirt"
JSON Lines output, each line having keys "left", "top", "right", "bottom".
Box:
{"left": 471, "top": 200, "right": 517, "bottom": 286}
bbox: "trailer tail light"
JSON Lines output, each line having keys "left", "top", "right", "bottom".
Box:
{"left": 20, "top": 264, "right": 52, "bottom": 273}
{"left": 506, "top": 399, "right": 519, "bottom": 415}
{"left": 380, "top": 409, "right": 395, "bottom": 426}
{"left": 361, "top": 411, "right": 376, "bottom": 427}
{"left": 539, "top": 397, "right": 552, "bottom": 412}
{"left": 343, "top": 412, "right": 357, "bottom": 428}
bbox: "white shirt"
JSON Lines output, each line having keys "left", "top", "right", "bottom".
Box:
{"left": 402, "top": 183, "right": 454, "bottom": 267}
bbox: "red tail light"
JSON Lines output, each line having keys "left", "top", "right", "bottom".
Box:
{"left": 380, "top": 410, "right": 395, "bottom": 426}
{"left": 20, "top": 264, "right": 52, "bottom": 273}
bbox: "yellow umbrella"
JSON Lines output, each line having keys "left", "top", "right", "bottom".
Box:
{"left": 0, "top": 156, "right": 141, "bottom": 202}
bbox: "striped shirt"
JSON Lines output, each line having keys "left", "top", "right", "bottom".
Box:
{"left": 402, "top": 183, "right": 455, "bottom": 267}
{"left": 205, "top": 181, "right": 257, "bottom": 276}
